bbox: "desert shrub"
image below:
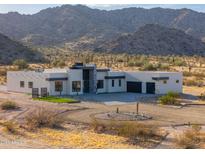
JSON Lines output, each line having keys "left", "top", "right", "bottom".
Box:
{"left": 91, "top": 119, "right": 159, "bottom": 140}
{"left": 140, "top": 63, "right": 157, "bottom": 71}
{"left": 167, "top": 91, "right": 180, "bottom": 98}
{"left": 199, "top": 93, "right": 205, "bottom": 100}
{"left": 1, "top": 101, "right": 18, "bottom": 110}
{"left": 159, "top": 95, "right": 177, "bottom": 105}
{"left": 51, "top": 59, "right": 66, "bottom": 67}
{"left": 90, "top": 118, "right": 106, "bottom": 133}
{"left": 117, "top": 122, "right": 158, "bottom": 139}
{"left": 13, "top": 59, "right": 28, "bottom": 70}
{"left": 183, "top": 71, "right": 192, "bottom": 77}
{"left": 25, "top": 107, "right": 64, "bottom": 130}
{"left": 2, "top": 121, "right": 18, "bottom": 134}
{"left": 174, "top": 59, "right": 187, "bottom": 66}
{"left": 159, "top": 92, "right": 180, "bottom": 105}
{"left": 175, "top": 125, "right": 201, "bottom": 149}
{"left": 0, "top": 68, "right": 7, "bottom": 76}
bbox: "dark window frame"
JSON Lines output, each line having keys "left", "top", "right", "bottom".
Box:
{"left": 20, "top": 81, "right": 24, "bottom": 88}
{"left": 72, "top": 81, "right": 81, "bottom": 92}
{"left": 55, "top": 81, "right": 63, "bottom": 92}
{"left": 112, "top": 80, "right": 115, "bottom": 87}
{"left": 28, "top": 82, "right": 33, "bottom": 88}
{"left": 97, "top": 80, "right": 104, "bottom": 89}
{"left": 119, "top": 79, "right": 121, "bottom": 87}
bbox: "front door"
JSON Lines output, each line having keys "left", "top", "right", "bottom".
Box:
{"left": 83, "top": 80, "right": 90, "bottom": 93}
{"left": 146, "top": 82, "right": 155, "bottom": 94}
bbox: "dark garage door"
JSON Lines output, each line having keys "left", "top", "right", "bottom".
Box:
{"left": 146, "top": 82, "right": 155, "bottom": 94}
{"left": 127, "top": 82, "right": 142, "bottom": 93}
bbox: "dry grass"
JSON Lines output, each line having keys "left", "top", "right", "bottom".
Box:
{"left": 2, "top": 121, "right": 19, "bottom": 134}
{"left": 26, "top": 128, "right": 135, "bottom": 148}
{"left": 175, "top": 125, "right": 202, "bottom": 149}
{"left": 90, "top": 118, "right": 162, "bottom": 147}
{"left": 25, "top": 107, "right": 65, "bottom": 130}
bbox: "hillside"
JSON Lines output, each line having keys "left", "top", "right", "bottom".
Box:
{"left": 0, "top": 33, "right": 43, "bottom": 64}
{"left": 94, "top": 24, "right": 205, "bottom": 56}
{"left": 1, "top": 5, "right": 205, "bottom": 48}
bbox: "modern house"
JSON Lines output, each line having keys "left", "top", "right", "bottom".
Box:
{"left": 7, "top": 63, "right": 182, "bottom": 96}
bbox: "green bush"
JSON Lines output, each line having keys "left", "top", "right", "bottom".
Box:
{"left": 13, "top": 59, "right": 28, "bottom": 70}
{"left": 159, "top": 95, "right": 177, "bottom": 105}
{"left": 1, "top": 101, "right": 18, "bottom": 110}
{"left": 159, "top": 91, "right": 180, "bottom": 105}
{"left": 140, "top": 63, "right": 157, "bottom": 71}
{"left": 167, "top": 91, "right": 180, "bottom": 98}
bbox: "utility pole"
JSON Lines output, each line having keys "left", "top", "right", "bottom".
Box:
{"left": 136, "top": 102, "right": 139, "bottom": 115}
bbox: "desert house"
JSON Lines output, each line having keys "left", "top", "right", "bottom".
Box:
{"left": 7, "top": 63, "right": 182, "bottom": 96}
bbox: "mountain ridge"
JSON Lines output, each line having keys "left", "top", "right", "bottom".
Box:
{"left": 0, "top": 5, "right": 205, "bottom": 47}
{"left": 94, "top": 24, "right": 205, "bottom": 56}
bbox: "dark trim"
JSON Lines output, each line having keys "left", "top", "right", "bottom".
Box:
{"left": 152, "top": 77, "right": 169, "bottom": 81}
{"left": 46, "top": 77, "right": 68, "bottom": 81}
{"left": 105, "top": 76, "right": 125, "bottom": 79}
{"left": 69, "top": 67, "right": 82, "bottom": 69}
{"left": 96, "top": 69, "right": 110, "bottom": 72}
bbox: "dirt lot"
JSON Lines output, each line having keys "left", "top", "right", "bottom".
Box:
{"left": 0, "top": 88, "right": 205, "bottom": 148}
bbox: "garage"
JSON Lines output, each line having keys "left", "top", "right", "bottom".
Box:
{"left": 127, "top": 81, "right": 142, "bottom": 93}
{"left": 146, "top": 82, "right": 155, "bottom": 94}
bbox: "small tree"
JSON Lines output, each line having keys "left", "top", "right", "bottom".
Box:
{"left": 13, "top": 59, "right": 28, "bottom": 70}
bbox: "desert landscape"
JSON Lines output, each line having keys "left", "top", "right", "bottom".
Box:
{"left": 0, "top": 52, "right": 205, "bottom": 148}
{"left": 0, "top": 4, "right": 205, "bottom": 149}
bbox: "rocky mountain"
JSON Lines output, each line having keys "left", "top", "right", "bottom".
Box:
{"left": 94, "top": 24, "right": 205, "bottom": 56}
{"left": 1, "top": 5, "right": 205, "bottom": 48}
{"left": 0, "top": 33, "right": 43, "bottom": 64}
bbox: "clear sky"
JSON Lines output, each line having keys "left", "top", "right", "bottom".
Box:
{"left": 0, "top": 4, "right": 205, "bottom": 15}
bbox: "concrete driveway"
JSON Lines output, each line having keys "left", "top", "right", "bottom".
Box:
{"left": 71, "top": 93, "right": 159, "bottom": 105}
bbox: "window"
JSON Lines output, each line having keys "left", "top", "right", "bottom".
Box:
{"left": 28, "top": 82, "right": 33, "bottom": 88}
{"left": 119, "top": 79, "right": 121, "bottom": 87}
{"left": 176, "top": 80, "right": 179, "bottom": 83}
{"left": 20, "top": 81, "right": 24, "bottom": 88}
{"left": 72, "top": 81, "right": 81, "bottom": 92}
{"left": 97, "top": 80, "right": 104, "bottom": 89}
{"left": 55, "top": 81, "right": 63, "bottom": 92}
{"left": 112, "top": 80, "right": 115, "bottom": 87}
{"left": 163, "top": 80, "right": 167, "bottom": 84}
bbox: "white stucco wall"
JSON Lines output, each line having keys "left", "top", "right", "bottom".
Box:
{"left": 106, "top": 71, "right": 126, "bottom": 93}
{"left": 68, "top": 69, "right": 83, "bottom": 95}
{"left": 45, "top": 72, "right": 68, "bottom": 96}
{"left": 125, "top": 71, "right": 182, "bottom": 94}
{"left": 7, "top": 71, "right": 49, "bottom": 94}
{"left": 96, "top": 71, "right": 107, "bottom": 93}
{"left": 7, "top": 68, "right": 183, "bottom": 96}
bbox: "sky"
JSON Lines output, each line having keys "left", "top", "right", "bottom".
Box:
{"left": 0, "top": 4, "right": 205, "bottom": 15}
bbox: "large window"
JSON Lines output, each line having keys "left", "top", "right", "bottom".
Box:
{"left": 119, "top": 79, "right": 121, "bottom": 87}
{"left": 28, "top": 82, "right": 33, "bottom": 88}
{"left": 97, "top": 80, "right": 104, "bottom": 89}
{"left": 112, "top": 80, "right": 115, "bottom": 87}
{"left": 72, "top": 81, "right": 81, "bottom": 92}
{"left": 55, "top": 81, "right": 63, "bottom": 92}
{"left": 20, "top": 81, "right": 24, "bottom": 88}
